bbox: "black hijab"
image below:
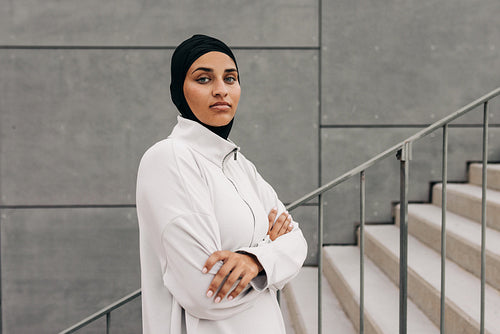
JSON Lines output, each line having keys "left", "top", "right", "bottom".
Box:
{"left": 170, "top": 34, "right": 239, "bottom": 140}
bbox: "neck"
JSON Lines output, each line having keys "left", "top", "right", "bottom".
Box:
{"left": 180, "top": 109, "right": 234, "bottom": 140}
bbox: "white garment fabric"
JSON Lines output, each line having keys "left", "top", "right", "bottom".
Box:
{"left": 136, "top": 116, "right": 308, "bottom": 333}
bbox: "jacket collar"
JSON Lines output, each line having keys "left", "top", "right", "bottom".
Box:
{"left": 169, "top": 116, "right": 240, "bottom": 167}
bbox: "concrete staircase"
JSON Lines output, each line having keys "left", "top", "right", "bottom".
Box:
{"left": 283, "top": 163, "right": 500, "bottom": 334}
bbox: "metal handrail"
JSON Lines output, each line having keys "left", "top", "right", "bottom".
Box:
{"left": 58, "top": 289, "right": 141, "bottom": 334}
{"left": 288, "top": 86, "right": 500, "bottom": 211}
{"left": 286, "top": 86, "right": 499, "bottom": 334}
{"left": 59, "top": 87, "right": 499, "bottom": 333}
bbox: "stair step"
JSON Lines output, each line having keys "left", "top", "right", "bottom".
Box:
{"left": 470, "top": 163, "right": 500, "bottom": 191}
{"left": 282, "top": 267, "right": 356, "bottom": 334}
{"left": 323, "top": 246, "right": 439, "bottom": 334}
{"left": 395, "top": 203, "right": 500, "bottom": 290}
{"left": 432, "top": 183, "right": 500, "bottom": 231}
{"left": 365, "top": 225, "right": 500, "bottom": 334}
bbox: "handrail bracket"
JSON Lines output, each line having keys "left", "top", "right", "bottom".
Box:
{"left": 397, "top": 141, "right": 413, "bottom": 162}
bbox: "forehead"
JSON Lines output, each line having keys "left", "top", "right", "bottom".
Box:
{"left": 189, "top": 51, "right": 236, "bottom": 70}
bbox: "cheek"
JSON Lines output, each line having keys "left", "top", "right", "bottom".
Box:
{"left": 231, "top": 87, "right": 241, "bottom": 104}
{"left": 184, "top": 84, "right": 204, "bottom": 108}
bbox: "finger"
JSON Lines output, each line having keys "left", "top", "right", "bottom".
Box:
{"left": 277, "top": 214, "right": 292, "bottom": 236}
{"left": 214, "top": 268, "right": 243, "bottom": 303}
{"left": 267, "top": 207, "right": 278, "bottom": 233}
{"left": 270, "top": 212, "right": 288, "bottom": 240}
{"left": 228, "top": 275, "right": 253, "bottom": 301}
{"left": 206, "top": 260, "right": 234, "bottom": 299}
{"left": 202, "top": 250, "right": 227, "bottom": 274}
{"left": 271, "top": 211, "right": 287, "bottom": 232}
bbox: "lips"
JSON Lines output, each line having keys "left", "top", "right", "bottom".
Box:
{"left": 210, "top": 102, "right": 231, "bottom": 111}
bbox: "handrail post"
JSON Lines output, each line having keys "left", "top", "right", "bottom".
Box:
{"left": 480, "top": 101, "right": 489, "bottom": 334}
{"left": 318, "top": 194, "right": 324, "bottom": 334}
{"left": 397, "top": 141, "right": 411, "bottom": 334}
{"left": 106, "top": 312, "right": 111, "bottom": 334}
{"left": 440, "top": 125, "right": 448, "bottom": 333}
{"left": 359, "top": 171, "right": 366, "bottom": 334}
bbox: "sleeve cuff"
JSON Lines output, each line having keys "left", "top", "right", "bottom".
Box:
{"left": 249, "top": 270, "right": 268, "bottom": 291}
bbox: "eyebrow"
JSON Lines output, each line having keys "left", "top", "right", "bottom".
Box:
{"left": 191, "top": 67, "right": 238, "bottom": 74}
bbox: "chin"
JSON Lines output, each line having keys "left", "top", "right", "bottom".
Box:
{"left": 207, "top": 115, "right": 234, "bottom": 127}
{"left": 211, "top": 120, "right": 233, "bottom": 127}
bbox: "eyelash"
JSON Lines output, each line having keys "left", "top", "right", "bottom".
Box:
{"left": 195, "top": 76, "right": 237, "bottom": 84}
{"left": 196, "top": 77, "right": 210, "bottom": 84}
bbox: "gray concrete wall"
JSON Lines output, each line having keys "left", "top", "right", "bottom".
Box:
{"left": 0, "top": 0, "right": 499, "bottom": 333}
{"left": 321, "top": 0, "right": 500, "bottom": 244}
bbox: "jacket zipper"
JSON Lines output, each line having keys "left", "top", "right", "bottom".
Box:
{"left": 222, "top": 148, "right": 257, "bottom": 246}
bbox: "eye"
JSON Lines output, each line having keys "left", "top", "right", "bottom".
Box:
{"left": 196, "top": 77, "right": 210, "bottom": 84}
{"left": 225, "top": 76, "right": 237, "bottom": 83}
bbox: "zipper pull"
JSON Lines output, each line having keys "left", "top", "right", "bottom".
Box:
{"left": 234, "top": 149, "right": 237, "bottom": 160}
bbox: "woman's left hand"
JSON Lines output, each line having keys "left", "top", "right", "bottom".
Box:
{"left": 267, "top": 208, "right": 293, "bottom": 241}
{"left": 202, "top": 250, "right": 263, "bottom": 303}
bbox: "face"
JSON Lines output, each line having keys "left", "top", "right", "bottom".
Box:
{"left": 183, "top": 51, "right": 241, "bottom": 127}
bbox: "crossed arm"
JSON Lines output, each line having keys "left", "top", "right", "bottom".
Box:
{"left": 202, "top": 208, "right": 293, "bottom": 304}
{"left": 138, "top": 142, "right": 307, "bottom": 319}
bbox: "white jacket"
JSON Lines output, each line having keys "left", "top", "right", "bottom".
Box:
{"left": 136, "top": 116, "right": 308, "bottom": 333}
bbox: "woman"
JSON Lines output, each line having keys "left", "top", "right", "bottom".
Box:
{"left": 136, "top": 34, "right": 308, "bottom": 334}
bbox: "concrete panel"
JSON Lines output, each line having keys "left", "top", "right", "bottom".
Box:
{"left": 232, "top": 49, "right": 319, "bottom": 202}
{"left": 0, "top": 207, "right": 140, "bottom": 334}
{"left": 1, "top": 206, "right": 315, "bottom": 333}
{"left": 288, "top": 205, "right": 318, "bottom": 266}
{"left": 0, "top": 49, "right": 175, "bottom": 205}
{"left": 0, "top": 0, "right": 318, "bottom": 47}
{"left": 108, "top": 297, "right": 142, "bottom": 334}
{"left": 322, "top": 0, "right": 500, "bottom": 125}
{"left": 321, "top": 127, "right": 500, "bottom": 244}
{"left": 0, "top": 49, "right": 318, "bottom": 205}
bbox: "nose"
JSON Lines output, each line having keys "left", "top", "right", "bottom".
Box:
{"left": 212, "top": 78, "right": 228, "bottom": 97}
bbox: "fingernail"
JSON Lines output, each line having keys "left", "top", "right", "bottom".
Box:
{"left": 287, "top": 214, "right": 292, "bottom": 219}
{"left": 289, "top": 223, "right": 293, "bottom": 228}
{"left": 202, "top": 267, "right": 208, "bottom": 274}
{"left": 214, "top": 296, "right": 221, "bottom": 303}
{"left": 272, "top": 207, "right": 277, "bottom": 211}
{"left": 206, "top": 290, "right": 213, "bottom": 298}
{"left": 228, "top": 295, "right": 234, "bottom": 301}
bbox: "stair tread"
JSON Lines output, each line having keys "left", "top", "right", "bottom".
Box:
{"left": 470, "top": 163, "right": 500, "bottom": 190}
{"left": 283, "top": 267, "right": 356, "bottom": 334}
{"left": 470, "top": 162, "right": 500, "bottom": 172}
{"left": 471, "top": 163, "right": 500, "bottom": 172}
{"left": 324, "top": 246, "right": 439, "bottom": 333}
{"left": 484, "top": 164, "right": 500, "bottom": 171}
{"left": 435, "top": 183, "right": 500, "bottom": 203}
{"left": 407, "top": 203, "right": 500, "bottom": 256}
{"left": 365, "top": 225, "right": 500, "bottom": 332}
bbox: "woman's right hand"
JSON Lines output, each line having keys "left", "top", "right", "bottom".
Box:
{"left": 267, "top": 208, "right": 293, "bottom": 241}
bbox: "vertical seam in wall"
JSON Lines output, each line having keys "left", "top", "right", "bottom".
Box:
{"left": 0, "top": 208, "right": 3, "bottom": 334}
{"left": 318, "top": 0, "right": 323, "bottom": 188}
{"left": 317, "top": 0, "right": 323, "bottom": 262}
{"left": 0, "top": 109, "right": 3, "bottom": 333}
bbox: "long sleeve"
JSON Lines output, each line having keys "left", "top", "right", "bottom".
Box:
{"left": 137, "top": 141, "right": 262, "bottom": 321}
{"left": 236, "top": 159, "right": 308, "bottom": 290}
